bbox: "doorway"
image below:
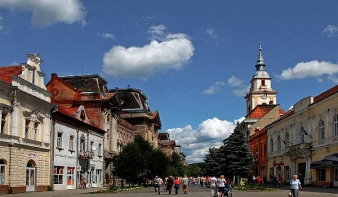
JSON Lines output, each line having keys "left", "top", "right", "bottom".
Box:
{"left": 26, "top": 161, "right": 36, "bottom": 192}
{"left": 298, "top": 162, "right": 306, "bottom": 186}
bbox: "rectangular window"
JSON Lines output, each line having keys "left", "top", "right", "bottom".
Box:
{"left": 262, "top": 80, "right": 265, "bottom": 86}
{"left": 67, "top": 167, "right": 75, "bottom": 185}
{"left": 69, "top": 136, "right": 74, "bottom": 150}
{"left": 25, "top": 119, "right": 30, "bottom": 138}
{"left": 0, "top": 112, "right": 7, "bottom": 134}
{"left": 318, "top": 168, "right": 326, "bottom": 181}
{"left": 57, "top": 132, "right": 63, "bottom": 147}
{"left": 53, "top": 166, "right": 64, "bottom": 184}
{"left": 91, "top": 141, "right": 94, "bottom": 152}
{"left": 80, "top": 138, "right": 85, "bottom": 151}
{"left": 98, "top": 143, "right": 102, "bottom": 156}
{"left": 0, "top": 164, "right": 5, "bottom": 185}
{"left": 34, "top": 122, "right": 38, "bottom": 141}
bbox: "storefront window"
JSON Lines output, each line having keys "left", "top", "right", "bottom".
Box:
{"left": 318, "top": 168, "right": 326, "bottom": 181}
{"left": 54, "top": 166, "right": 64, "bottom": 184}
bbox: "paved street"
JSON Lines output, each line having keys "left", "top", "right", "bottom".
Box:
{"left": 1, "top": 185, "right": 337, "bottom": 197}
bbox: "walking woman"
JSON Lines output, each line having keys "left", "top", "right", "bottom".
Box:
{"left": 290, "top": 175, "right": 302, "bottom": 197}
{"left": 173, "top": 177, "right": 181, "bottom": 195}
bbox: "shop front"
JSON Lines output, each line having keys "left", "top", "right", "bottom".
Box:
{"left": 310, "top": 153, "right": 338, "bottom": 187}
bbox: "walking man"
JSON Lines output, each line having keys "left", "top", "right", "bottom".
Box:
{"left": 210, "top": 175, "right": 217, "bottom": 197}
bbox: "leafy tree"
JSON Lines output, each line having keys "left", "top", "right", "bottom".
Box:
{"left": 167, "top": 152, "right": 185, "bottom": 177}
{"left": 114, "top": 142, "right": 145, "bottom": 184}
{"left": 203, "top": 147, "right": 223, "bottom": 176}
{"left": 184, "top": 164, "right": 202, "bottom": 177}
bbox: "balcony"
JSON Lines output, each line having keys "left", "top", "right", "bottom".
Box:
{"left": 285, "top": 143, "right": 312, "bottom": 157}
{"left": 78, "top": 151, "right": 94, "bottom": 159}
{"left": 103, "top": 150, "right": 119, "bottom": 159}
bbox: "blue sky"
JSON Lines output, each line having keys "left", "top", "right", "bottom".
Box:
{"left": 1, "top": 1, "right": 338, "bottom": 163}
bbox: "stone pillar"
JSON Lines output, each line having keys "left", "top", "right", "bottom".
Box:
{"left": 304, "top": 156, "right": 312, "bottom": 185}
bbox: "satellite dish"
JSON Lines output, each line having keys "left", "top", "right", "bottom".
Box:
{"left": 92, "top": 146, "right": 97, "bottom": 151}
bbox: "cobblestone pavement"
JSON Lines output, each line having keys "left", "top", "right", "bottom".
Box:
{"left": 1, "top": 185, "right": 337, "bottom": 197}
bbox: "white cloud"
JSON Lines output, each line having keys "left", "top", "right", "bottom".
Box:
{"left": 323, "top": 25, "right": 338, "bottom": 37}
{"left": 227, "top": 75, "right": 249, "bottom": 97}
{"left": 276, "top": 60, "right": 338, "bottom": 82}
{"left": 228, "top": 75, "right": 244, "bottom": 87}
{"left": 203, "top": 82, "right": 225, "bottom": 94}
{"left": 98, "top": 33, "right": 115, "bottom": 40}
{"left": 166, "top": 117, "right": 237, "bottom": 163}
{"left": 206, "top": 29, "right": 218, "bottom": 44}
{"left": 0, "top": 0, "right": 87, "bottom": 28}
{"left": 102, "top": 25, "right": 194, "bottom": 79}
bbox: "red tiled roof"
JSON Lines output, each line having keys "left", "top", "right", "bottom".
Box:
{"left": 246, "top": 105, "right": 277, "bottom": 119}
{"left": 0, "top": 65, "right": 22, "bottom": 84}
{"left": 55, "top": 105, "right": 105, "bottom": 134}
{"left": 314, "top": 84, "right": 338, "bottom": 103}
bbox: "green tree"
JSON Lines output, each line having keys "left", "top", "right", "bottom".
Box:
{"left": 203, "top": 147, "right": 223, "bottom": 176}
{"left": 114, "top": 142, "right": 145, "bottom": 184}
{"left": 167, "top": 152, "right": 185, "bottom": 177}
{"left": 225, "top": 127, "right": 253, "bottom": 178}
{"left": 184, "top": 164, "right": 202, "bottom": 177}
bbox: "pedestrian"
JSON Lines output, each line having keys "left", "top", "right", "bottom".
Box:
{"left": 173, "top": 177, "right": 181, "bottom": 195}
{"left": 182, "top": 175, "right": 189, "bottom": 194}
{"left": 209, "top": 175, "right": 217, "bottom": 197}
{"left": 167, "top": 176, "right": 174, "bottom": 194}
{"left": 278, "top": 175, "right": 283, "bottom": 187}
{"left": 153, "top": 176, "right": 159, "bottom": 192}
{"left": 157, "top": 176, "right": 164, "bottom": 195}
{"left": 217, "top": 175, "right": 226, "bottom": 197}
{"left": 202, "top": 176, "right": 206, "bottom": 189}
{"left": 83, "top": 178, "right": 87, "bottom": 189}
{"left": 290, "top": 174, "right": 302, "bottom": 197}
{"left": 256, "top": 176, "right": 262, "bottom": 187}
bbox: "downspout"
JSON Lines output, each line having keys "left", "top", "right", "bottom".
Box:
{"left": 76, "top": 129, "right": 79, "bottom": 189}
{"left": 50, "top": 115, "right": 55, "bottom": 190}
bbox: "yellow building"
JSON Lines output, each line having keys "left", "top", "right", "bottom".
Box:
{"left": 0, "top": 54, "right": 54, "bottom": 193}
{"left": 267, "top": 84, "right": 338, "bottom": 187}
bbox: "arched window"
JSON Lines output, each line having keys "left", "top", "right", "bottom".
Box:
{"left": 318, "top": 119, "right": 325, "bottom": 140}
{"left": 333, "top": 114, "right": 338, "bottom": 136}
{"left": 300, "top": 126, "right": 305, "bottom": 143}
{"left": 277, "top": 135, "right": 281, "bottom": 151}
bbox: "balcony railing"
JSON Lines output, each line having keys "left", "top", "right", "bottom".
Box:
{"left": 78, "top": 151, "right": 94, "bottom": 159}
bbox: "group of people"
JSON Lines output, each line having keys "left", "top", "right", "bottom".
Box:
{"left": 152, "top": 175, "right": 189, "bottom": 195}
{"left": 209, "top": 175, "right": 232, "bottom": 197}
{"left": 152, "top": 175, "right": 232, "bottom": 197}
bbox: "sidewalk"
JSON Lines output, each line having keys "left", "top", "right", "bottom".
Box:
{"left": 0, "top": 184, "right": 337, "bottom": 197}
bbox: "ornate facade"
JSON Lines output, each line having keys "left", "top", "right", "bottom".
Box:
{"left": 0, "top": 54, "right": 54, "bottom": 193}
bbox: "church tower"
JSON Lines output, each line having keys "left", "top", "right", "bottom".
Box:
{"left": 245, "top": 43, "right": 277, "bottom": 116}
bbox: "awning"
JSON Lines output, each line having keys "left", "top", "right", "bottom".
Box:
{"left": 310, "top": 153, "right": 338, "bottom": 169}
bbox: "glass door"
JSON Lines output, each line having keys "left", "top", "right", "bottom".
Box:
{"left": 67, "top": 167, "right": 75, "bottom": 189}
{"left": 26, "top": 167, "right": 35, "bottom": 191}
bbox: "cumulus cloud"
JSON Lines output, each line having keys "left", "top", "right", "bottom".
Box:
{"left": 276, "top": 60, "right": 338, "bottom": 82}
{"left": 228, "top": 75, "right": 244, "bottom": 87}
{"left": 323, "top": 25, "right": 338, "bottom": 37}
{"left": 227, "top": 75, "right": 249, "bottom": 97}
{"left": 102, "top": 25, "right": 194, "bottom": 79}
{"left": 0, "top": 0, "right": 86, "bottom": 28}
{"left": 98, "top": 33, "right": 115, "bottom": 40}
{"left": 203, "top": 82, "right": 225, "bottom": 94}
{"left": 166, "top": 117, "right": 239, "bottom": 163}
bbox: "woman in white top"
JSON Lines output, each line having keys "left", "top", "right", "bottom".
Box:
{"left": 217, "top": 175, "right": 226, "bottom": 197}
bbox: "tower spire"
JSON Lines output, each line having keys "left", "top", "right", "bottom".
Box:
{"left": 256, "top": 42, "right": 265, "bottom": 71}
